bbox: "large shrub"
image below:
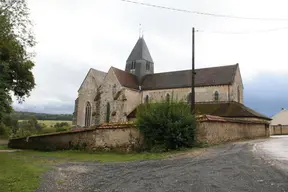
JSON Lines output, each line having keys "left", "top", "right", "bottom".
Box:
{"left": 54, "top": 122, "right": 71, "bottom": 132}
{"left": 136, "top": 101, "right": 197, "bottom": 152}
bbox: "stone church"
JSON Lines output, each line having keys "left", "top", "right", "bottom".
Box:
{"left": 73, "top": 37, "right": 270, "bottom": 127}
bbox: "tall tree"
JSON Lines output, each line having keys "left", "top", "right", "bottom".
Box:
{"left": 0, "top": 0, "right": 35, "bottom": 124}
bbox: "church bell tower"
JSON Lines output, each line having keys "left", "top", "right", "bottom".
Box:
{"left": 125, "top": 37, "right": 154, "bottom": 82}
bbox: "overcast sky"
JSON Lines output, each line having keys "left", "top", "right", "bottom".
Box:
{"left": 12, "top": 0, "right": 288, "bottom": 117}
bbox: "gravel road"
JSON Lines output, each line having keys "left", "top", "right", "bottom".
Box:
{"left": 37, "top": 138, "right": 288, "bottom": 192}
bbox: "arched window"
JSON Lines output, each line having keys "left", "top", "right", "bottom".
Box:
{"left": 187, "top": 92, "right": 192, "bottom": 103}
{"left": 131, "top": 61, "right": 136, "bottom": 69}
{"left": 106, "top": 102, "right": 110, "bottom": 123}
{"left": 214, "top": 91, "right": 219, "bottom": 101}
{"left": 85, "top": 102, "right": 91, "bottom": 127}
{"left": 166, "top": 93, "right": 170, "bottom": 102}
{"left": 237, "top": 86, "right": 241, "bottom": 102}
{"left": 144, "top": 95, "right": 149, "bottom": 104}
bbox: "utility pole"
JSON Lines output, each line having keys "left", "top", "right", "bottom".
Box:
{"left": 191, "top": 27, "right": 195, "bottom": 114}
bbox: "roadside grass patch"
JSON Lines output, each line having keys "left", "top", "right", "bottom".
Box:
{"left": 18, "top": 150, "right": 171, "bottom": 162}
{"left": 0, "top": 148, "right": 199, "bottom": 192}
{"left": 0, "top": 144, "right": 8, "bottom": 150}
{"left": 0, "top": 152, "right": 50, "bottom": 192}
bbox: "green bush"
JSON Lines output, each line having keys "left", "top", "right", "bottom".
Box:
{"left": 54, "top": 122, "right": 69, "bottom": 128}
{"left": 136, "top": 101, "right": 197, "bottom": 152}
{"left": 54, "top": 122, "right": 71, "bottom": 132}
{"left": 55, "top": 127, "right": 68, "bottom": 132}
{"left": 0, "top": 123, "right": 10, "bottom": 137}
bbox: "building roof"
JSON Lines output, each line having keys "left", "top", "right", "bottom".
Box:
{"left": 112, "top": 64, "right": 239, "bottom": 90}
{"left": 127, "top": 101, "right": 271, "bottom": 121}
{"left": 271, "top": 108, "right": 288, "bottom": 125}
{"left": 195, "top": 101, "right": 271, "bottom": 120}
{"left": 112, "top": 67, "right": 139, "bottom": 90}
{"left": 126, "top": 37, "right": 154, "bottom": 63}
{"left": 141, "top": 64, "right": 238, "bottom": 90}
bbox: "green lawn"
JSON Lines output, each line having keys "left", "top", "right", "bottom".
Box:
{"left": 0, "top": 148, "right": 180, "bottom": 192}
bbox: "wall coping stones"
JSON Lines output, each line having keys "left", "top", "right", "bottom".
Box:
{"left": 197, "top": 114, "right": 269, "bottom": 125}
{"left": 9, "top": 123, "right": 136, "bottom": 141}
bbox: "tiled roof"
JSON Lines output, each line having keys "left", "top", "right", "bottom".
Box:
{"left": 112, "top": 64, "right": 239, "bottom": 90}
{"left": 195, "top": 101, "right": 271, "bottom": 120}
{"left": 126, "top": 37, "right": 153, "bottom": 63}
{"left": 112, "top": 67, "right": 139, "bottom": 90}
{"left": 127, "top": 101, "right": 271, "bottom": 121}
{"left": 141, "top": 64, "right": 239, "bottom": 90}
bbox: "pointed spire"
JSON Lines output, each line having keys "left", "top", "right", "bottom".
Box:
{"left": 126, "top": 37, "right": 153, "bottom": 63}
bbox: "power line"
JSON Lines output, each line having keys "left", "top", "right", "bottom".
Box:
{"left": 197, "top": 26, "right": 288, "bottom": 35}
{"left": 120, "top": 0, "right": 288, "bottom": 22}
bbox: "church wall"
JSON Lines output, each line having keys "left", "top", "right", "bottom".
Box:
{"left": 76, "top": 69, "right": 106, "bottom": 127}
{"left": 230, "top": 66, "right": 244, "bottom": 103}
{"left": 77, "top": 74, "right": 98, "bottom": 127}
{"left": 142, "top": 85, "right": 230, "bottom": 103}
{"left": 124, "top": 88, "right": 141, "bottom": 116}
{"left": 98, "top": 69, "right": 127, "bottom": 124}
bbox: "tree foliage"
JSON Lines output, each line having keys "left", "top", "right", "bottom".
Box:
{"left": 11, "top": 111, "right": 73, "bottom": 121}
{"left": 0, "top": 0, "right": 35, "bottom": 124}
{"left": 136, "top": 101, "right": 197, "bottom": 152}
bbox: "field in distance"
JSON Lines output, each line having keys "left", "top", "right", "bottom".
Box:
{"left": 18, "top": 120, "right": 73, "bottom": 134}
{"left": 19, "top": 120, "right": 72, "bottom": 127}
{"left": 38, "top": 120, "right": 72, "bottom": 127}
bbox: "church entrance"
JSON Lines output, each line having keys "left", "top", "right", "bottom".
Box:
{"left": 85, "top": 102, "right": 91, "bottom": 127}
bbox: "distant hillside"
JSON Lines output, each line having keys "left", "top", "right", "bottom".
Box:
{"left": 11, "top": 111, "right": 73, "bottom": 121}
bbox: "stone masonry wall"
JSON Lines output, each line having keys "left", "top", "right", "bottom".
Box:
{"left": 124, "top": 88, "right": 141, "bottom": 117}
{"left": 77, "top": 69, "right": 106, "bottom": 127}
{"left": 229, "top": 66, "right": 244, "bottom": 104}
{"left": 9, "top": 118, "right": 269, "bottom": 151}
{"left": 8, "top": 127, "right": 141, "bottom": 152}
{"left": 270, "top": 125, "right": 288, "bottom": 135}
{"left": 97, "top": 68, "right": 125, "bottom": 124}
{"left": 142, "top": 86, "right": 230, "bottom": 103}
{"left": 196, "top": 121, "right": 268, "bottom": 145}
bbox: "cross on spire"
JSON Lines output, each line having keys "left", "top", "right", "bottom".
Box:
{"left": 139, "top": 24, "right": 144, "bottom": 38}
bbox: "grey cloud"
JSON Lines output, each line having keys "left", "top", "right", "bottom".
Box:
{"left": 12, "top": 0, "right": 288, "bottom": 114}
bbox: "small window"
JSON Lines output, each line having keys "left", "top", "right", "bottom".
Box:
{"left": 85, "top": 102, "right": 91, "bottom": 127}
{"left": 106, "top": 102, "right": 110, "bottom": 123}
{"left": 146, "top": 63, "right": 150, "bottom": 71}
{"left": 214, "top": 91, "right": 219, "bottom": 101}
{"left": 131, "top": 61, "right": 136, "bottom": 70}
{"left": 144, "top": 95, "right": 149, "bottom": 104}
{"left": 166, "top": 93, "right": 170, "bottom": 102}
{"left": 187, "top": 92, "right": 192, "bottom": 103}
{"left": 237, "top": 86, "right": 241, "bottom": 102}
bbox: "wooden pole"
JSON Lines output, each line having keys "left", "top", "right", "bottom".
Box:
{"left": 191, "top": 27, "right": 195, "bottom": 114}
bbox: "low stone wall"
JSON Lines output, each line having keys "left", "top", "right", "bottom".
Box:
{"left": 8, "top": 125, "right": 141, "bottom": 151}
{"left": 196, "top": 115, "right": 269, "bottom": 145}
{"left": 8, "top": 116, "right": 269, "bottom": 151}
{"left": 270, "top": 125, "right": 288, "bottom": 135}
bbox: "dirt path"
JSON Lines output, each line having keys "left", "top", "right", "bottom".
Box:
{"left": 37, "top": 138, "right": 288, "bottom": 192}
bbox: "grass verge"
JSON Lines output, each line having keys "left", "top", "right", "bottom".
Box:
{"left": 0, "top": 144, "right": 8, "bottom": 150}
{"left": 0, "top": 148, "right": 199, "bottom": 192}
